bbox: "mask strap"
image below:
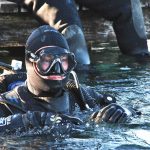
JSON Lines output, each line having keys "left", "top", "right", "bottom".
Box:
{"left": 26, "top": 51, "right": 39, "bottom": 62}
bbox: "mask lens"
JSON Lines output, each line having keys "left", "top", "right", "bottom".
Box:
{"left": 60, "top": 54, "right": 69, "bottom": 71}
{"left": 37, "top": 54, "right": 54, "bottom": 73}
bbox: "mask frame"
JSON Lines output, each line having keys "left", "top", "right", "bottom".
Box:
{"left": 26, "top": 46, "right": 77, "bottom": 78}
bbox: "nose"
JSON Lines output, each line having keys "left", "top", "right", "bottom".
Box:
{"left": 50, "top": 62, "right": 64, "bottom": 74}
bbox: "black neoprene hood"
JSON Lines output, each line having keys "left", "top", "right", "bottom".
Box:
{"left": 25, "top": 25, "right": 70, "bottom": 54}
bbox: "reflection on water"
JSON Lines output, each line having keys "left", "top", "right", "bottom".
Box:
{"left": 1, "top": 40, "right": 150, "bottom": 149}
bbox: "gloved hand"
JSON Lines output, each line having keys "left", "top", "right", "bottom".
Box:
{"left": 43, "top": 113, "right": 83, "bottom": 126}
{"left": 98, "top": 94, "right": 116, "bottom": 107}
{"left": 90, "top": 103, "right": 132, "bottom": 123}
{"left": 0, "top": 111, "right": 83, "bottom": 132}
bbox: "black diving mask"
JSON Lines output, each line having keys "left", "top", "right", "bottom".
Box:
{"left": 27, "top": 46, "right": 76, "bottom": 77}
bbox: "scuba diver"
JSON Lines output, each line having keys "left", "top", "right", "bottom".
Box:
{"left": 7, "top": 0, "right": 150, "bottom": 64}
{"left": 0, "top": 25, "right": 137, "bottom": 133}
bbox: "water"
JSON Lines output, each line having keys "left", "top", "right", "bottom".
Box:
{"left": 1, "top": 8, "right": 150, "bottom": 150}
{"left": 1, "top": 40, "right": 150, "bottom": 150}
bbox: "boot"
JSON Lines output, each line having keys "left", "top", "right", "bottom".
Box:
{"left": 113, "top": 0, "right": 149, "bottom": 56}
{"left": 76, "top": 0, "right": 149, "bottom": 56}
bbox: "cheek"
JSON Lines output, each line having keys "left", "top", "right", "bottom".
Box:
{"left": 62, "top": 61, "right": 68, "bottom": 71}
{"left": 42, "top": 62, "right": 50, "bottom": 71}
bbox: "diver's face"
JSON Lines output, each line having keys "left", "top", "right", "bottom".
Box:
{"left": 36, "top": 52, "right": 69, "bottom": 80}
{"left": 26, "top": 59, "right": 68, "bottom": 96}
{"left": 26, "top": 46, "right": 76, "bottom": 95}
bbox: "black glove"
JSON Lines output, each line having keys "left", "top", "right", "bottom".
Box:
{"left": 0, "top": 111, "right": 83, "bottom": 133}
{"left": 90, "top": 103, "right": 132, "bottom": 123}
{"left": 18, "top": 111, "right": 83, "bottom": 128}
{"left": 45, "top": 113, "right": 83, "bottom": 126}
{"left": 99, "top": 94, "right": 116, "bottom": 107}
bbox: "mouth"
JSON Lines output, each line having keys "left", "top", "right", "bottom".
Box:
{"left": 43, "top": 75, "right": 66, "bottom": 80}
